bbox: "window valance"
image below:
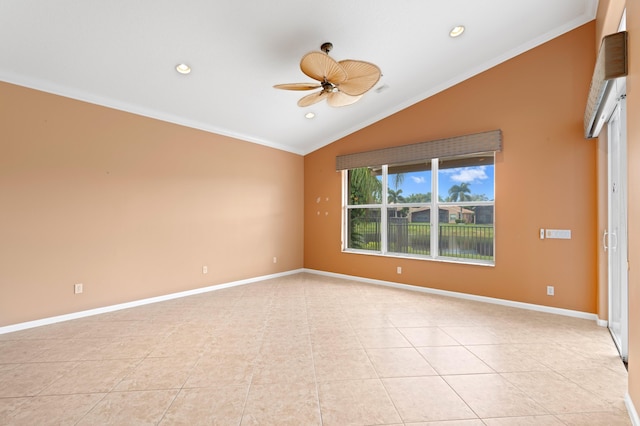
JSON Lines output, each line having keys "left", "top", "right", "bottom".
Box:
{"left": 336, "top": 129, "right": 502, "bottom": 171}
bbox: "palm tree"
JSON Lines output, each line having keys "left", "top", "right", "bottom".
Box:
{"left": 448, "top": 183, "right": 471, "bottom": 202}
{"left": 391, "top": 172, "right": 404, "bottom": 191}
{"left": 387, "top": 188, "right": 405, "bottom": 218}
{"left": 448, "top": 183, "right": 472, "bottom": 222}
{"left": 387, "top": 188, "right": 405, "bottom": 204}
{"left": 350, "top": 168, "right": 381, "bottom": 205}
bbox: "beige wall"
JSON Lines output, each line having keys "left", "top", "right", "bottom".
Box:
{"left": 304, "top": 22, "right": 597, "bottom": 313}
{"left": 0, "top": 82, "right": 304, "bottom": 327}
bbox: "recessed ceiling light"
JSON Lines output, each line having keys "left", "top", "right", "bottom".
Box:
{"left": 449, "top": 26, "right": 465, "bottom": 38}
{"left": 176, "top": 63, "right": 191, "bottom": 74}
{"left": 305, "top": 112, "right": 315, "bottom": 119}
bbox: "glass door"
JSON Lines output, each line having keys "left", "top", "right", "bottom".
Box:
{"left": 607, "top": 97, "right": 628, "bottom": 363}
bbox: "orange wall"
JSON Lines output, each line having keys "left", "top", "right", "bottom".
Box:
{"left": 304, "top": 23, "right": 597, "bottom": 313}
{"left": 0, "top": 82, "right": 304, "bottom": 327}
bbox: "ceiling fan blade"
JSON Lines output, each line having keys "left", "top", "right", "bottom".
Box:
{"left": 327, "top": 91, "right": 363, "bottom": 107}
{"left": 273, "top": 83, "right": 321, "bottom": 91}
{"left": 337, "top": 60, "right": 381, "bottom": 96}
{"left": 300, "top": 51, "right": 347, "bottom": 84}
{"left": 298, "top": 91, "right": 329, "bottom": 107}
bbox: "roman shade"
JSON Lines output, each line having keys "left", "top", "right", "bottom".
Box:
{"left": 584, "top": 31, "right": 628, "bottom": 139}
{"left": 335, "top": 129, "right": 502, "bottom": 171}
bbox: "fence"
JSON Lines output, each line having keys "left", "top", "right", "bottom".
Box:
{"left": 351, "top": 218, "right": 493, "bottom": 260}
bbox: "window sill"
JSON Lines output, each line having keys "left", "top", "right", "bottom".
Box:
{"left": 342, "top": 248, "right": 495, "bottom": 267}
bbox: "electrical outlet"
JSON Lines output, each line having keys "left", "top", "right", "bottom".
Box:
{"left": 540, "top": 228, "right": 545, "bottom": 239}
{"left": 397, "top": 266, "right": 402, "bottom": 274}
{"left": 202, "top": 266, "right": 208, "bottom": 274}
{"left": 547, "top": 285, "right": 555, "bottom": 296}
{"left": 74, "top": 283, "right": 83, "bottom": 294}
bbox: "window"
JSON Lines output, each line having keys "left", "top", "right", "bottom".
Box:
{"left": 344, "top": 153, "right": 495, "bottom": 265}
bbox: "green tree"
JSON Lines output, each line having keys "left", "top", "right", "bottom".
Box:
{"left": 349, "top": 168, "right": 382, "bottom": 248}
{"left": 448, "top": 183, "right": 472, "bottom": 202}
{"left": 387, "top": 188, "right": 406, "bottom": 218}
{"left": 390, "top": 172, "right": 404, "bottom": 191}
{"left": 350, "top": 168, "right": 381, "bottom": 205}
{"left": 405, "top": 192, "right": 431, "bottom": 203}
{"left": 470, "top": 193, "right": 489, "bottom": 201}
{"left": 448, "top": 183, "right": 472, "bottom": 222}
{"left": 387, "top": 188, "right": 406, "bottom": 204}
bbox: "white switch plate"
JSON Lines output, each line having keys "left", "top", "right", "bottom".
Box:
{"left": 539, "top": 228, "right": 545, "bottom": 239}
{"left": 202, "top": 266, "right": 208, "bottom": 274}
{"left": 547, "top": 285, "right": 554, "bottom": 296}
{"left": 396, "top": 266, "right": 402, "bottom": 274}
{"left": 74, "top": 283, "right": 83, "bottom": 294}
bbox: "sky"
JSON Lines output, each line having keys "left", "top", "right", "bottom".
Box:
{"left": 392, "top": 165, "right": 495, "bottom": 201}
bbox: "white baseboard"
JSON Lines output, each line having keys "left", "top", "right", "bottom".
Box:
{"left": 0, "top": 269, "right": 304, "bottom": 335}
{"left": 627, "top": 394, "right": 640, "bottom": 426}
{"left": 0, "top": 267, "right": 605, "bottom": 335}
{"left": 597, "top": 318, "right": 609, "bottom": 327}
{"left": 304, "top": 269, "right": 599, "bottom": 322}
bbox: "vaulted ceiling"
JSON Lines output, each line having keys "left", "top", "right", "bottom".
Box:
{"left": 0, "top": 1, "right": 597, "bottom": 155}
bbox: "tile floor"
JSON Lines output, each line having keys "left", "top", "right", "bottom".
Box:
{"left": 0, "top": 273, "right": 631, "bottom": 425}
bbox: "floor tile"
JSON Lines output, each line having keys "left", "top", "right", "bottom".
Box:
{"left": 355, "top": 327, "right": 411, "bottom": 348}
{"left": 0, "top": 362, "right": 75, "bottom": 397}
{"left": 405, "top": 421, "right": 485, "bottom": 426}
{"left": 554, "top": 411, "right": 632, "bottom": 425}
{"left": 114, "top": 356, "right": 198, "bottom": 391}
{"left": 482, "top": 415, "right": 564, "bottom": 425}
{"left": 417, "top": 346, "right": 494, "bottom": 375}
{"left": 367, "top": 347, "right": 438, "bottom": 377}
{"left": 241, "top": 382, "right": 321, "bottom": 425}
{"left": 0, "top": 397, "right": 29, "bottom": 423}
{"left": 77, "top": 389, "right": 178, "bottom": 425}
{"left": 439, "top": 326, "right": 507, "bottom": 345}
{"left": 318, "top": 379, "right": 402, "bottom": 425}
{"left": 313, "top": 348, "right": 378, "bottom": 381}
{"left": 159, "top": 385, "right": 248, "bottom": 425}
{"left": 252, "top": 351, "right": 316, "bottom": 384}
{"left": 310, "top": 330, "right": 363, "bottom": 353}
{"left": 511, "top": 343, "right": 604, "bottom": 371}
{"left": 443, "top": 374, "right": 548, "bottom": 418}
{"left": 387, "top": 313, "right": 436, "bottom": 327}
{"left": 183, "top": 353, "right": 255, "bottom": 388}
{"left": 399, "top": 327, "right": 460, "bottom": 347}
{"left": 0, "top": 340, "right": 61, "bottom": 364}
{"left": 42, "top": 359, "right": 139, "bottom": 395}
{"left": 557, "top": 367, "right": 628, "bottom": 406}
{"left": 501, "top": 371, "right": 617, "bottom": 414}
{"left": 466, "top": 344, "right": 550, "bottom": 373}
{"left": 0, "top": 273, "right": 630, "bottom": 425}
{"left": 1, "top": 393, "right": 105, "bottom": 425}
{"left": 382, "top": 376, "right": 477, "bottom": 422}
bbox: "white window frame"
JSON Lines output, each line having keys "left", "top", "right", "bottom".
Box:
{"left": 342, "top": 155, "right": 495, "bottom": 266}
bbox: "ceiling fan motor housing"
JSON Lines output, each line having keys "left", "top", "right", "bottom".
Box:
{"left": 320, "top": 42, "right": 333, "bottom": 54}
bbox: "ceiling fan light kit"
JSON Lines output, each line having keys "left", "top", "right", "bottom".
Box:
{"left": 274, "top": 42, "right": 381, "bottom": 108}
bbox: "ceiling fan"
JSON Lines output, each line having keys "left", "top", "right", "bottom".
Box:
{"left": 274, "top": 42, "right": 381, "bottom": 107}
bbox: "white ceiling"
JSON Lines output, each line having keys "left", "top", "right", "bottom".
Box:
{"left": 0, "top": 0, "right": 597, "bottom": 155}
